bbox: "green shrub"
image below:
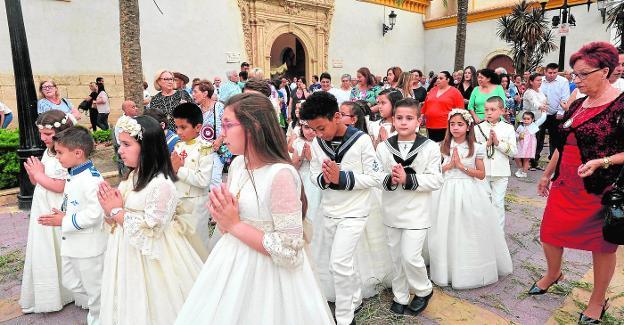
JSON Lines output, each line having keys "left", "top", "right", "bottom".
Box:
{"left": 92, "top": 129, "right": 112, "bottom": 144}
{"left": 0, "top": 129, "right": 20, "bottom": 189}
{"left": 0, "top": 128, "right": 19, "bottom": 149}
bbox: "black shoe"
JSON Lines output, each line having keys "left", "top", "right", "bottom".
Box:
{"left": 408, "top": 291, "right": 433, "bottom": 316}
{"left": 528, "top": 273, "right": 563, "bottom": 295}
{"left": 578, "top": 298, "right": 609, "bottom": 324}
{"left": 354, "top": 303, "right": 363, "bottom": 314}
{"left": 350, "top": 319, "right": 356, "bottom": 325}
{"left": 389, "top": 301, "right": 407, "bottom": 315}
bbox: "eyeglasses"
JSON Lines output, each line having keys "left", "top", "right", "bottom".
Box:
{"left": 160, "top": 78, "right": 174, "bottom": 82}
{"left": 340, "top": 112, "right": 354, "bottom": 117}
{"left": 573, "top": 68, "right": 602, "bottom": 80}
{"left": 42, "top": 85, "right": 55, "bottom": 90}
{"left": 222, "top": 122, "right": 241, "bottom": 134}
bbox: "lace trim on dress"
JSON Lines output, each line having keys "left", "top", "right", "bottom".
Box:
{"left": 123, "top": 178, "right": 178, "bottom": 259}
{"left": 262, "top": 212, "right": 305, "bottom": 269}
{"left": 260, "top": 167, "right": 305, "bottom": 268}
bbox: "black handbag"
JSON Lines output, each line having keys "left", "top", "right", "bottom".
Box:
{"left": 601, "top": 166, "right": 624, "bottom": 245}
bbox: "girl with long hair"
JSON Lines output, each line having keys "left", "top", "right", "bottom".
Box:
{"left": 176, "top": 93, "right": 333, "bottom": 324}
{"left": 20, "top": 111, "right": 75, "bottom": 313}
{"left": 428, "top": 109, "right": 512, "bottom": 290}
{"left": 97, "top": 115, "right": 203, "bottom": 325}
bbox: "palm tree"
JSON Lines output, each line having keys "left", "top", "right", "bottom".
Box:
{"left": 606, "top": 1, "right": 624, "bottom": 49}
{"left": 119, "top": 0, "right": 145, "bottom": 113}
{"left": 454, "top": 0, "right": 468, "bottom": 71}
{"left": 497, "top": 0, "right": 557, "bottom": 74}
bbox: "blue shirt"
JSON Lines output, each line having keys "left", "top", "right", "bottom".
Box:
{"left": 166, "top": 129, "right": 180, "bottom": 153}
{"left": 219, "top": 80, "right": 242, "bottom": 103}
{"left": 37, "top": 98, "right": 72, "bottom": 114}
{"left": 540, "top": 75, "right": 570, "bottom": 115}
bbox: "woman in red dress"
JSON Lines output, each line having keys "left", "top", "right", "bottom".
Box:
{"left": 532, "top": 42, "right": 624, "bottom": 323}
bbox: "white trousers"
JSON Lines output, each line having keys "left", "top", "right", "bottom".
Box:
{"left": 62, "top": 254, "right": 104, "bottom": 325}
{"left": 324, "top": 217, "right": 367, "bottom": 325}
{"left": 179, "top": 196, "right": 210, "bottom": 261}
{"left": 487, "top": 176, "right": 508, "bottom": 231}
{"left": 386, "top": 227, "right": 432, "bottom": 305}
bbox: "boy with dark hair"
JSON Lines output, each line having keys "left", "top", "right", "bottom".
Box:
{"left": 376, "top": 98, "right": 442, "bottom": 315}
{"left": 144, "top": 108, "right": 179, "bottom": 153}
{"left": 301, "top": 91, "right": 383, "bottom": 325}
{"left": 39, "top": 126, "right": 106, "bottom": 325}
{"left": 171, "top": 103, "right": 213, "bottom": 260}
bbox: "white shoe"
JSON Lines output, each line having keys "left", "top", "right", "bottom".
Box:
{"left": 515, "top": 170, "right": 523, "bottom": 177}
{"left": 519, "top": 171, "right": 528, "bottom": 178}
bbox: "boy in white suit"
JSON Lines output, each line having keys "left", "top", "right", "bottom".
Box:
{"left": 301, "top": 91, "right": 383, "bottom": 325}
{"left": 376, "top": 98, "right": 443, "bottom": 315}
{"left": 474, "top": 97, "right": 517, "bottom": 230}
{"left": 171, "top": 103, "right": 213, "bottom": 260}
{"left": 39, "top": 126, "right": 107, "bottom": 325}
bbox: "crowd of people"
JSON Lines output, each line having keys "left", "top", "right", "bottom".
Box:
{"left": 18, "top": 41, "right": 624, "bottom": 325}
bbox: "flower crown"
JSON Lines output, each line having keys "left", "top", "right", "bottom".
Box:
{"left": 37, "top": 114, "right": 71, "bottom": 130}
{"left": 448, "top": 108, "right": 474, "bottom": 125}
{"left": 117, "top": 115, "right": 143, "bottom": 140}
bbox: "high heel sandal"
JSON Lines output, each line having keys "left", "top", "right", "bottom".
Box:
{"left": 527, "top": 273, "right": 563, "bottom": 295}
{"left": 578, "top": 298, "right": 609, "bottom": 324}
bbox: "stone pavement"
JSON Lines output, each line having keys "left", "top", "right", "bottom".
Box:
{"left": 1, "top": 171, "right": 623, "bottom": 324}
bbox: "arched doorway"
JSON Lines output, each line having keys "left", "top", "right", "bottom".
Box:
{"left": 487, "top": 54, "right": 515, "bottom": 74}
{"left": 269, "top": 33, "right": 306, "bottom": 81}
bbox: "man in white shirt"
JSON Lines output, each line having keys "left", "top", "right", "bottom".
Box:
{"left": 533, "top": 63, "right": 570, "bottom": 170}
{"left": 609, "top": 48, "right": 624, "bottom": 92}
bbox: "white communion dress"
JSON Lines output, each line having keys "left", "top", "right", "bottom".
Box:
{"left": 428, "top": 141, "right": 513, "bottom": 289}
{"left": 99, "top": 172, "right": 203, "bottom": 325}
{"left": 20, "top": 149, "right": 74, "bottom": 313}
{"left": 175, "top": 157, "right": 334, "bottom": 325}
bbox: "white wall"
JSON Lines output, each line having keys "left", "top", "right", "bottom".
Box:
{"left": 0, "top": 0, "right": 246, "bottom": 91}
{"left": 424, "top": 6, "right": 613, "bottom": 73}
{"left": 328, "top": 0, "right": 426, "bottom": 84}
{"left": 0, "top": 0, "right": 121, "bottom": 74}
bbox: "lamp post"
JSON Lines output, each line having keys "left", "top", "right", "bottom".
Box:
{"left": 543, "top": 0, "right": 606, "bottom": 72}
{"left": 5, "top": 0, "right": 44, "bottom": 210}
{"left": 382, "top": 10, "right": 397, "bottom": 36}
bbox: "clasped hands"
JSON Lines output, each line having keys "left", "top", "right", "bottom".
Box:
{"left": 207, "top": 183, "right": 240, "bottom": 234}
{"left": 322, "top": 159, "right": 341, "bottom": 184}
{"left": 444, "top": 147, "right": 467, "bottom": 173}
{"left": 486, "top": 129, "right": 499, "bottom": 147}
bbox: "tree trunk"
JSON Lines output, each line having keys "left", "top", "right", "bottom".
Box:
{"left": 119, "top": 0, "right": 144, "bottom": 113}
{"left": 454, "top": 0, "right": 468, "bottom": 71}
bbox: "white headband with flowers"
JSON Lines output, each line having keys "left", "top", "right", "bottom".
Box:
{"left": 37, "top": 114, "right": 71, "bottom": 130}
{"left": 117, "top": 115, "right": 143, "bottom": 140}
{"left": 448, "top": 108, "right": 474, "bottom": 125}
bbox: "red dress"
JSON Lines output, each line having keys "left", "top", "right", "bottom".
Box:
{"left": 540, "top": 103, "right": 618, "bottom": 253}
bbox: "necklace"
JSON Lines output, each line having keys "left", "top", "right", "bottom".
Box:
{"left": 235, "top": 171, "right": 251, "bottom": 200}
{"left": 563, "top": 89, "right": 609, "bottom": 128}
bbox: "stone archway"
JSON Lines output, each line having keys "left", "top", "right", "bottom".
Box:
{"left": 237, "top": 0, "right": 334, "bottom": 83}
{"left": 269, "top": 33, "right": 306, "bottom": 80}
{"left": 481, "top": 49, "right": 515, "bottom": 74}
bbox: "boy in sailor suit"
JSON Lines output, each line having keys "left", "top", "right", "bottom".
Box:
{"left": 474, "top": 97, "right": 517, "bottom": 230}
{"left": 376, "top": 98, "right": 443, "bottom": 316}
{"left": 301, "top": 92, "right": 383, "bottom": 325}
{"left": 38, "top": 126, "right": 107, "bottom": 325}
{"left": 171, "top": 103, "right": 213, "bottom": 260}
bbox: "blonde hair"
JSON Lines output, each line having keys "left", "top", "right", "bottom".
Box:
{"left": 397, "top": 72, "right": 415, "bottom": 99}
{"left": 153, "top": 69, "right": 173, "bottom": 91}
{"left": 38, "top": 80, "right": 60, "bottom": 100}
{"left": 249, "top": 68, "right": 264, "bottom": 80}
